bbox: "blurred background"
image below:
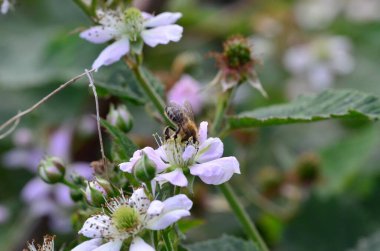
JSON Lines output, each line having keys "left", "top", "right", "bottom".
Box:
{"left": 1, "top": 0, "right": 380, "bottom": 250}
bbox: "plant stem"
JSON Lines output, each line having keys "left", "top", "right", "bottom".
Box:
{"left": 152, "top": 231, "right": 159, "bottom": 249}
{"left": 62, "top": 179, "right": 77, "bottom": 190}
{"left": 162, "top": 229, "right": 174, "bottom": 251}
{"left": 130, "top": 64, "right": 176, "bottom": 128}
{"left": 211, "top": 88, "right": 234, "bottom": 135}
{"left": 212, "top": 88, "right": 269, "bottom": 251}
{"left": 219, "top": 183, "right": 269, "bottom": 251}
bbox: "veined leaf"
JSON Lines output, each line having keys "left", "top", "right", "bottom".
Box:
{"left": 228, "top": 89, "right": 380, "bottom": 128}
{"left": 100, "top": 119, "right": 137, "bottom": 159}
{"left": 185, "top": 235, "right": 258, "bottom": 251}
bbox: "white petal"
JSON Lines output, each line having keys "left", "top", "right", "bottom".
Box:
{"left": 198, "top": 121, "right": 208, "bottom": 144}
{"left": 71, "top": 238, "right": 102, "bottom": 251}
{"left": 196, "top": 137, "right": 224, "bottom": 163}
{"left": 119, "top": 149, "right": 143, "bottom": 173}
{"left": 129, "top": 188, "right": 150, "bottom": 213}
{"left": 142, "top": 12, "right": 153, "bottom": 20}
{"left": 182, "top": 145, "right": 196, "bottom": 161}
{"left": 1, "top": 0, "right": 10, "bottom": 14}
{"left": 144, "top": 12, "right": 182, "bottom": 28}
{"left": 147, "top": 200, "right": 164, "bottom": 215}
{"left": 130, "top": 237, "right": 154, "bottom": 251}
{"left": 190, "top": 157, "right": 240, "bottom": 185}
{"left": 79, "top": 215, "right": 117, "bottom": 238}
{"left": 92, "top": 38, "right": 130, "bottom": 71}
{"left": 142, "top": 25, "right": 183, "bottom": 47}
{"left": 146, "top": 194, "right": 192, "bottom": 230}
{"left": 93, "top": 240, "right": 123, "bottom": 251}
{"left": 80, "top": 26, "right": 115, "bottom": 44}
{"left": 142, "top": 147, "right": 169, "bottom": 172}
{"left": 155, "top": 168, "right": 188, "bottom": 187}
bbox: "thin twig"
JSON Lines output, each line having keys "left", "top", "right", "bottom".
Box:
{"left": 0, "top": 69, "right": 96, "bottom": 140}
{"left": 0, "top": 116, "right": 20, "bottom": 139}
{"left": 85, "top": 69, "right": 106, "bottom": 165}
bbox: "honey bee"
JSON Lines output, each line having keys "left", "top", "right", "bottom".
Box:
{"left": 164, "top": 101, "right": 198, "bottom": 143}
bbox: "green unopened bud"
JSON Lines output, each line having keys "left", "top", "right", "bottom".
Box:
{"left": 112, "top": 205, "right": 140, "bottom": 232}
{"left": 38, "top": 156, "right": 65, "bottom": 184}
{"left": 85, "top": 180, "right": 108, "bottom": 207}
{"left": 133, "top": 152, "right": 156, "bottom": 183}
{"left": 123, "top": 7, "right": 144, "bottom": 41}
{"left": 223, "top": 36, "right": 252, "bottom": 69}
{"left": 107, "top": 104, "right": 133, "bottom": 133}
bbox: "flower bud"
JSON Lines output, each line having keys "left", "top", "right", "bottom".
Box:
{"left": 133, "top": 152, "right": 156, "bottom": 183}
{"left": 85, "top": 179, "right": 109, "bottom": 207}
{"left": 38, "top": 156, "right": 65, "bottom": 184}
{"left": 106, "top": 104, "right": 133, "bottom": 133}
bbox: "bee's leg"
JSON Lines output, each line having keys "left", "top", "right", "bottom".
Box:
{"left": 164, "top": 126, "right": 172, "bottom": 141}
{"left": 173, "top": 126, "right": 181, "bottom": 141}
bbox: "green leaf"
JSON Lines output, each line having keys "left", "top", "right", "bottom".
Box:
{"left": 100, "top": 119, "right": 138, "bottom": 159}
{"left": 318, "top": 126, "right": 378, "bottom": 196}
{"left": 228, "top": 89, "right": 380, "bottom": 128}
{"left": 185, "top": 235, "right": 258, "bottom": 251}
{"left": 96, "top": 81, "right": 145, "bottom": 105}
{"left": 347, "top": 230, "right": 380, "bottom": 251}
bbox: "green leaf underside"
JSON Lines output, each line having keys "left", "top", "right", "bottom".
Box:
{"left": 100, "top": 119, "right": 138, "bottom": 159}
{"left": 228, "top": 89, "right": 380, "bottom": 128}
{"left": 185, "top": 235, "right": 258, "bottom": 251}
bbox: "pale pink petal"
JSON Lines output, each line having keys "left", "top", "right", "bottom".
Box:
{"left": 146, "top": 194, "right": 192, "bottom": 230}
{"left": 167, "top": 75, "right": 203, "bottom": 114}
{"left": 142, "top": 12, "right": 153, "bottom": 20}
{"left": 155, "top": 168, "right": 188, "bottom": 187}
{"left": 142, "top": 25, "right": 183, "bottom": 47}
{"left": 130, "top": 237, "right": 154, "bottom": 251}
{"left": 93, "top": 240, "right": 123, "bottom": 251}
{"left": 196, "top": 137, "right": 224, "bottom": 163}
{"left": 92, "top": 38, "right": 130, "bottom": 70}
{"left": 142, "top": 147, "right": 169, "bottom": 172}
{"left": 144, "top": 12, "right": 182, "bottom": 28}
{"left": 119, "top": 149, "right": 143, "bottom": 173}
{"left": 1, "top": 0, "right": 10, "bottom": 14}
{"left": 198, "top": 121, "right": 208, "bottom": 144}
{"left": 79, "top": 215, "right": 117, "bottom": 238}
{"left": 147, "top": 200, "right": 164, "bottom": 215}
{"left": 80, "top": 26, "right": 115, "bottom": 44}
{"left": 72, "top": 238, "right": 102, "bottom": 251}
{"left": 190, "top": 157, "right": 240, "bottom": 185}
{"left": 129, "top": 188, "right": 150, "bottom": 213}
{"left": 182, "top": 145, "right": 196, "bottom": 161}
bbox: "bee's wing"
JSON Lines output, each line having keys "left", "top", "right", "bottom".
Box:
{"left": 183, "top": 101, "right": 195, "bottom": 121}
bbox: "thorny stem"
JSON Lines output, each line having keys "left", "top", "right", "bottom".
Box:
{"left": 219, "top": 183, "right": 269, "bottom": 251}
{"left": 0, "top": 69, "right": 96, "bottom": 139}
{"left": 85, "top": 69, "right": 107, "bottom": 166}
{"left": 127, "top": 60, "right": 176, "bottom": 129}
{"left": 212, "top": 89, "right": 269, "bottom": 251}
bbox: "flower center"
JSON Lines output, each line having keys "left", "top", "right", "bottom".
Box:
{"left": 163, "top": 138, "right": 198, "bottom": 169}
{"left": 112, "top": 205, "right": 140, "bottom": 232}
{"left": 123, "top": 7, "right": 144, "bottom": 41}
